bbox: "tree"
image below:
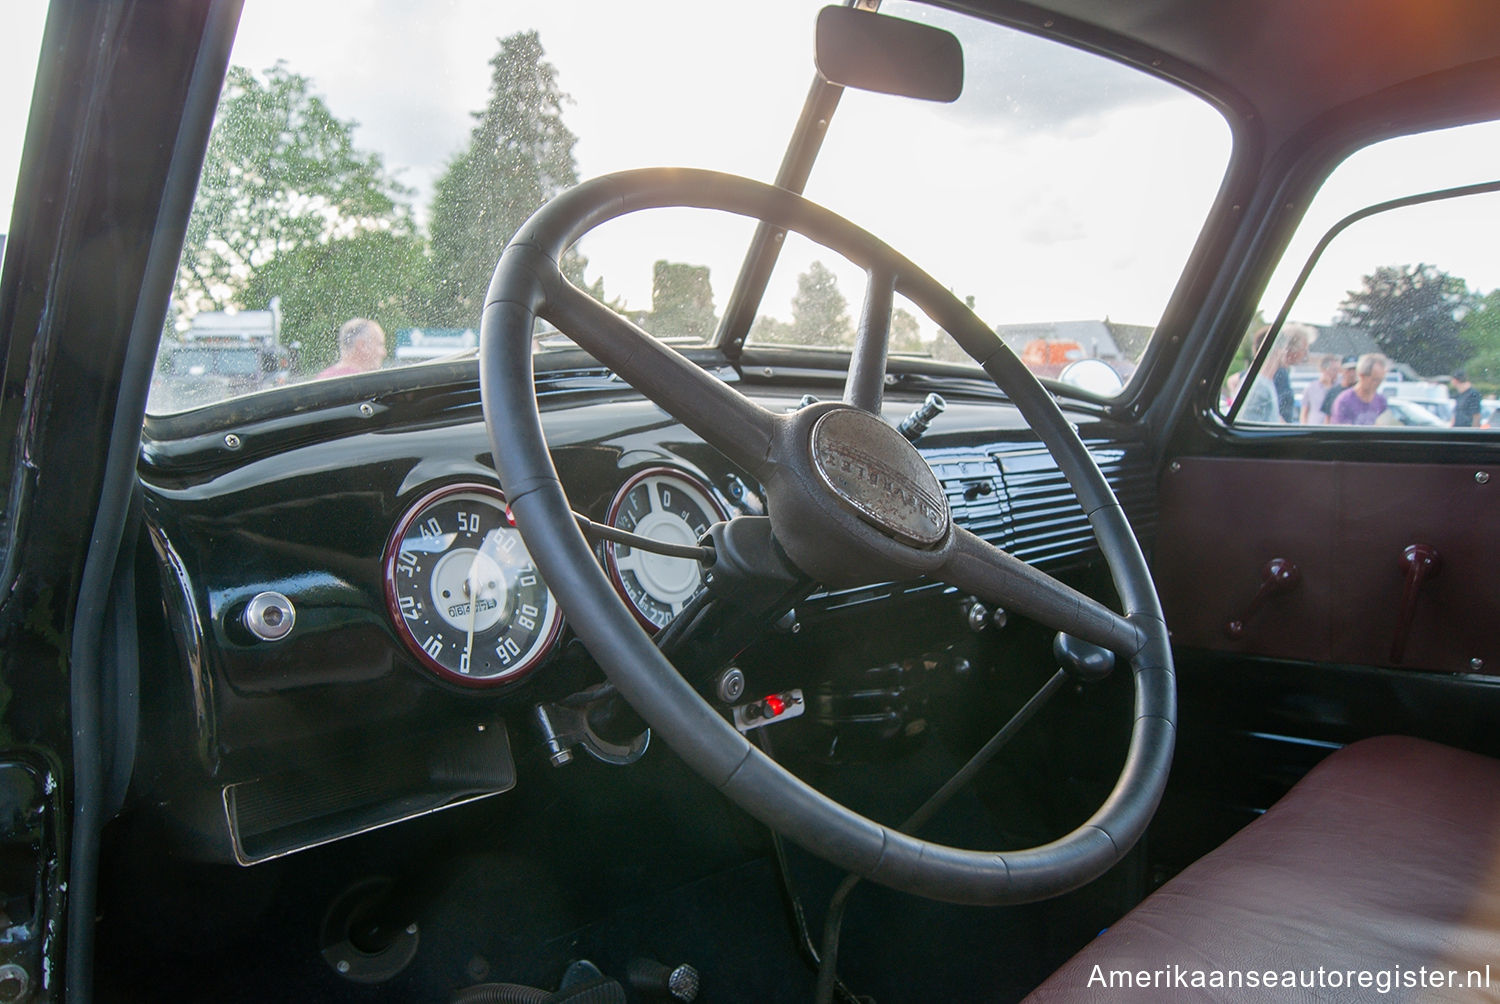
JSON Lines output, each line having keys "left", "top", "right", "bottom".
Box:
{"left": 243, "top": 231, "right": 429, "bottom": 372}
{"left": 174, "top": 63, "right": 418, "bottom": 336}
{"left": 1460, "top": 289, "right": 1500, "bottom": 390}
{"left": 1335, "top": 264, "right": 1477, "bottom": 376}
{"left": 1462, "top": 289, "right": 1500, "bottom": 354}
{"left": 889, "top": 307, "right": 926, "bottom": 355}
{"left": 748, "top": 314, "right": 793, "bottom": 345}
{"left": 789, "top": 261, "right": 853, "bottom": 348}
{"left": 428, "top": 32, "right": 585, "bottom": 327}
{"left": 649, "top": 261, "right": 715, "bottom": 341}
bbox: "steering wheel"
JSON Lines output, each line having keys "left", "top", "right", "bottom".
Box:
{"left": 479, "top": 168, "right": 1174, "bottom": 906}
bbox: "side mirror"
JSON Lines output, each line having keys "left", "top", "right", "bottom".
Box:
{"left": 815, "top": 6, "right": 963, "bottom": 103}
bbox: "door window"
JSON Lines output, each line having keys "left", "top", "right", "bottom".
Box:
{"left": 1225, "top": 122, "right": 1500, "bottom": 430}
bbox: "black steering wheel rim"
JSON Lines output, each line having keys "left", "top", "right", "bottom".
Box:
{"left": 480, "top": 167, "right": 1174, "bottom": 905}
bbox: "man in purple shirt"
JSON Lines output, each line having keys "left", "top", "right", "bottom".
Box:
{"left": 1331, "top": 353, "right": 1388, "bottom": 425}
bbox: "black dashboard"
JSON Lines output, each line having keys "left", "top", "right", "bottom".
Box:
{"left": 133, "top": 363, "right": 1156, "bottom": 867}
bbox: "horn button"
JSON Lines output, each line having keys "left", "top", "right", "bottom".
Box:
{"left": 809, "top": 409, "right": 950, "bottom": 548}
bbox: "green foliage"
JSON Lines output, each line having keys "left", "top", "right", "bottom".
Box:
{"left": 1464, "top": 348, "right": 1500, "bottom": 392}
{"left": 788, "top": 261, "right": 853, "bottom": 348}
{"left": 649, "top": 261, "right": 715, "bottom": 341}
{"left": 1462, "top": 289, "right": 1500, "bottom": 350}
{"left": 428, "top": 32, "right": 584, "bottom": 327}
{"left": 889, "top": 307, "right": 926, "bottom": 355}
{"left": 1336, "top": 264, "right": 1477, "bottom": 376}
{"left": 748, "top": 314, "right": 792, "bottom": 344}
{"left": 243, "top": 230, "right": 429, "bottom": 372}
{"left": 175, "top": 63, "right": 417, "bottom": 331}
{"left": 1460, "top": 289, "right": 1500, "bottom": 390}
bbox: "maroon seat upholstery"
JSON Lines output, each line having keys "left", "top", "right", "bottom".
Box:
{"left": 1028, "top": 736, "right": 1500, "bottom": 1000}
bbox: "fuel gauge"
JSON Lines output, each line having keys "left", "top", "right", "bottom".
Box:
{"left": 604, "top": 468, "right": 727, "bottom": 631}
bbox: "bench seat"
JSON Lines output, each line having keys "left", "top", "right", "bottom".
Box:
{"left": 1028, "top": 735, "right": 1500, "bottom": 1000}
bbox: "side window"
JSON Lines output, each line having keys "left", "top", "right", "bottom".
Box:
{"left": 2, "top": 7, "right": 49, "bottom": 266}
{"left": 1226, "top": 123, "right": 1500, "bottom": 430}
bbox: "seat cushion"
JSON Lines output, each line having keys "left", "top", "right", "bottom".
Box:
{"left": 1028, "top": 736, "right": 1500, "bottom": 1000}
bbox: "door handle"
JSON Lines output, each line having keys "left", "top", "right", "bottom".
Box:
{"left": 1391, "top": 543, "right": 1441, "bottom": 664}
{"left": 1226, "top": 557, "right": 1301, "bottom": 640}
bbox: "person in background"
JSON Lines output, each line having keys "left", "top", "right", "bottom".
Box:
{"left": 1231, "top": 325, "right": 1282, "bottom": 422}
{"left": 1320, "top": 355, "right": 1358, "bottom": 421}
{"left": 1452, "top": 369, "right": 1482, "bottom": 428}
{"left": 1271, "top": 323, "right": 1315, "bottom": 421}
{"left": 1331, "top": 353, "right": 1389, "bottom": 425}
{"left": 1301, "top": 354, "right": 1340, "bottom": 425}
{"left": 317, "top": 318, "right": 387, "bottom": 378}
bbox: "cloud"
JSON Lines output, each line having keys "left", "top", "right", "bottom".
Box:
{"left": 1018, "top": 195, "right": 1087, "bottom": 245}
{"left": 879, "top": 1, "right": 1176, "bottom": 134}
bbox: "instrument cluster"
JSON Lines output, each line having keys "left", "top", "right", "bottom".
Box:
{"left": 383, "top": 468, "right": 729, "bottom": 688}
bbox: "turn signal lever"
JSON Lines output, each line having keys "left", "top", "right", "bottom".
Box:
{"left": 1054, "top": 632, "right": 1115, "bottom": 684}
{"left": 897, "top": 392, "right": 946, "bottom": 442}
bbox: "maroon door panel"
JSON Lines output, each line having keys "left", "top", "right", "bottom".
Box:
{"left": 1155, "top": 458, "right": 1500, "bottom": 674}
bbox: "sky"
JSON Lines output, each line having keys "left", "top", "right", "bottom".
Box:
{"left": 4, "top": 1, "right": 1499, "bottom": 338}
{"left": 1, "top": 4, "right": 47, "bottom": 232}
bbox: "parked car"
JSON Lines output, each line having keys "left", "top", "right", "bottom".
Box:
{"left": 1380, "top": 397, "right": 1450, "bottom": 427}
{"left": 3, "top": 1, "right": 1500, "bottom": 1001}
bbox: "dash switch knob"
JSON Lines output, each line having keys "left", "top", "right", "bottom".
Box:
{"left": 244, "top": 591, "right": 296, "bottom": 642}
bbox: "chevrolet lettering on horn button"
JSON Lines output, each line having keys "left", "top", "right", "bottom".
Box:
{"left": 810, "top": 409, "right": 950, "bottom": 548}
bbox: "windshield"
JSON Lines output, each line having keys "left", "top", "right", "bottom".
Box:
{"left": 149, "top": 0, "right": 1230, "bottom": 415}
{"left": 168, "top": 348, "right": 261, "bottom": 376}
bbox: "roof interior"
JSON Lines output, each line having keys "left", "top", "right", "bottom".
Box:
{"left": 972, "top": 0, "right": 1500, "bottom": 143}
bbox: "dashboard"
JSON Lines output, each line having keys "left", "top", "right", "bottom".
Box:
{"left": 134, "top": 366, "right": 1156, "bottom": 866}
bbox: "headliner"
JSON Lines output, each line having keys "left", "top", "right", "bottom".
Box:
{"left": 974, "top": 0, "right": 1500, "bottom": 147}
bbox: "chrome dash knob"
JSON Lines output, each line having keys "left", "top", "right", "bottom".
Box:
{"left": 244, "top": 591, "right": 296, "bottom": 642}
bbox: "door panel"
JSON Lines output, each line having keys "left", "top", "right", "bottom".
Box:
{"left": 1155, "top": 457, "right": 1500, "bottom": 673}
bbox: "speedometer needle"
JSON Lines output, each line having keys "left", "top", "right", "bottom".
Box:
{"left": 464, "top": 554, "right": 485, "bottom": 673}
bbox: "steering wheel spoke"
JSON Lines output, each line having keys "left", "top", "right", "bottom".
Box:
{"left": 843, "top": 266, "right": 895, "bottom": 412}
{"left": 941, "top": 527, "right": 1145, "bottom": 657}
{"left": 545, "top": 280, "right": 780, "bottom": 479}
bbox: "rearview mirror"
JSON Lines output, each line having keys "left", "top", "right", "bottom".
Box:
{"left": 815, "top": 7, "right": 964, "bottom": 103}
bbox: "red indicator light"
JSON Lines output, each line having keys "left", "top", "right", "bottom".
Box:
{"left": 764, "top": 694, "right": 786, "bottom": 717}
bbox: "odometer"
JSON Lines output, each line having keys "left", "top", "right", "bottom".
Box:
{"left": 384, "top": 483, "right": 561, "bottom": 687}
{"left": 604, "top": 468, "right": 726, "bottom": 631}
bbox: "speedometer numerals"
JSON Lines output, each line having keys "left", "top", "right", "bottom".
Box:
{"left": 383, "top": 483, "right": 562, "bottom": 687}
{"left": 603, "top": 468, "right": 726, "bottom": 631}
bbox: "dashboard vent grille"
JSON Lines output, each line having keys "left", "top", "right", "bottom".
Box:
{"left": 994, "top": 447, "right": 1100, "bottom": 565}
{"left": 927, "top": 449, "right": 1008, "bottom": 546}
{"left": 992, "top": 441, "right": 1157, "bottom": 568}
{"left": 929, "top": 440, "right": 1157, "bottom": 572}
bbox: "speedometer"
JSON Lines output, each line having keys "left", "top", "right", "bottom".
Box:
{"left": 384, "top": 483, "right": 562, "bottom": 687}
{"left": 604, "top": 468, "right": 726, "bottom": 631}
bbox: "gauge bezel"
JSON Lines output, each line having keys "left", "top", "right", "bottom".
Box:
{"left": 383, "top": 481, "right": 563, "bottom": 688}
{"left": 602, "top": 466, "right": 728, "bottom": 632}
